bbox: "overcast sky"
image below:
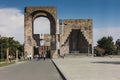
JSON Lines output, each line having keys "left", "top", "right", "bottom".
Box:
{"left": 0, "top": 0, "right": 120, "bottom": 45}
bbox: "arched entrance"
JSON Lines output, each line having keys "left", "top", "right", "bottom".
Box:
{"left": 24, "top": 7, "right": 58, "bottom": 58}
{"left": 33, "top": 17, "right": 50, "bottom": 58}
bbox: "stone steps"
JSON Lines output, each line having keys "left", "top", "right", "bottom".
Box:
{"left": 64, "top": 53, "right": 89, "bottom": 58}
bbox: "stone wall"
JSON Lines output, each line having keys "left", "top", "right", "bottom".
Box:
{"left": 33, "top": 34, "right": 40, "bottom": 46}
{"left": 59, "top": 19, "right": 93, "bottom": 55}
{"left": 44, "top": 34, "right": 51, "bottom": 46}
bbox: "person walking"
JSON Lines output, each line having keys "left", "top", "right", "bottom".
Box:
{"left": 29, "top": 54, "right": 32, "bottom": 61}
{"left": 43, "top": 52, "right": 46, "bottom": 60}
{"left": 9, "top": 55, "right": 11, "bottom": 62}
{"left": 27, "top": 54, "right": 30, "bottom": 60}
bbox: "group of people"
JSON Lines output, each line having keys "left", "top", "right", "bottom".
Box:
{"left": 38, "top": 52, "right": 46, "bottom": 60}
{"left": 28, "top": 52, "right": 47, "bottom": 61}
{"left": 27, "top": 54, "right": 32, "bottom": 60}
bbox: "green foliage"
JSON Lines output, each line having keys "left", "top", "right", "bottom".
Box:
{"left": 0, "top": 61, "right": 15, "bottom": 67}
{"left": 115, "top": 39, "right": 120, "bottom": 54}
{"left": 116, "top": 39, "right": 120, "bottom": 49}
{"left": 97, "top": 36, "right": 116, "bottom": 55}
{"left": 0, "top": 37, "right": 23, "bottom": 58}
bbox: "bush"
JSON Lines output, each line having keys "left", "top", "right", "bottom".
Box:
{"left": 97, "top": 36, "right": 116, "bottom": 55}
{"left": 94, "top": 47, "right": 105, "bottom": 56}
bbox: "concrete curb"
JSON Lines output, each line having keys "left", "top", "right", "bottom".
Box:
{"left": 51, "top": 59, "right": 67, "bottom": 80}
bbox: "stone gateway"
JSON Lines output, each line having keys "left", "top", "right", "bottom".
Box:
{"left": 24, "top": 6, "right": 93, "bottom": 58}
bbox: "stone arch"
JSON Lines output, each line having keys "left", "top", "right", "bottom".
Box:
{"left": 31, "top": 10, "right": 56, "bottom": 35}
{"left": 24, "top": 7, "right": 58, "bottom": 58}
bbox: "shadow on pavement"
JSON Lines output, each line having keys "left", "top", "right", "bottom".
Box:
{"left": 92, "top": 61, "right": 120, "bottom": 65}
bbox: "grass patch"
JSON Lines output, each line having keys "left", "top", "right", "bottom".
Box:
{"left": 0, "top": 59, "right": 5, "bottom": 62}
{"left": 0, "top": 61, "right": 15, "bottom": 67}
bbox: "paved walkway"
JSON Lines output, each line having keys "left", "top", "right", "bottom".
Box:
{"left": 0, "top": 59, "right": 62, "bottom": 80}
{"left": 53, "top": 57, "right": 120, "bottom": 80}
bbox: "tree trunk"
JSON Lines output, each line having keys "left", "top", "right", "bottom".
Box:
{"left": 6, "top": 48, "right": 9, "bottom": 64}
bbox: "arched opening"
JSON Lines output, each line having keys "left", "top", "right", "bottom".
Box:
{"left": 24, "top": 7, "right": 57, "bottom": 59}
{"left": 33, "top": 17, "right": 51, "bottom": 58}
{"left": 34, "top": 17, "right": 50, "bottom": 35}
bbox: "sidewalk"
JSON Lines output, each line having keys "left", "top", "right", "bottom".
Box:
{"left": 53, "top": 57, "right": 120, "bottom": 80}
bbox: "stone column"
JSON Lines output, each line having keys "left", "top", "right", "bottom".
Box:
{"left": 16, "top": 50, "right": 18, "bottom": 62}
{"left": 6, "top": 48, "right": 9, "bottom": 64}
{"left": 24, "top": 13, "right": 33, "bottom": 58}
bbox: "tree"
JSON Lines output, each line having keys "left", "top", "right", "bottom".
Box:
{"left": 94, "top": 46, "right": 105, "bottom": 56}
{"left": 0, "top": 37, "right": 22, "bottom": 59}
{"left": 17, "top": 44, "right": 24, "bottom": 59}
{"left": 115, "top": 39, "right": 120, "bottom": 54}
{"left": 97, "top": 36, "right": 116, "bottom": 55}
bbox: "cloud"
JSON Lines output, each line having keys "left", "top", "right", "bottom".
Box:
{"left": 0, "top": 8, "right": 51, "bottom": 44}
{"left": 0, "top": 8, "right": 24, "bottom": 43}
{"left": 93, "top": 27, "right": 120, "bottom": 46}
{"left": 0, "top": 8, "right": 119, "bottom": 46}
